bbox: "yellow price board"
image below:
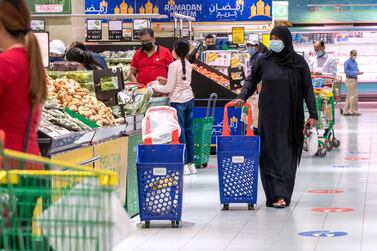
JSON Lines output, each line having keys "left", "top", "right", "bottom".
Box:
{"left": 262, "top": 33, "right": 270, "bottom": 49}
{"left": 232, "top": 27, "right": 245, "bottom": 45}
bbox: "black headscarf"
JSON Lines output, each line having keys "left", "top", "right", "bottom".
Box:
{"left": 266, "top": 26, "right": 307, "bottom": 164}
{"left": 265, "top": 26, "right": 303, "bottom": 69}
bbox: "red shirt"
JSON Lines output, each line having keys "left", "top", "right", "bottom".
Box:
{"left": 0, "top": 47, "right": 41, "bottom": 156}
{"left": 131, "top": 45, "right": 174, "bottom": 86}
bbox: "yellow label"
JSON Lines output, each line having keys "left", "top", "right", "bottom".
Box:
{"left": 232, "top": 27, "right": 245, "bottom": 45}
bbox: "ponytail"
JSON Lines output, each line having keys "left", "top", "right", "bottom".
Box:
{"left": 25, "top": 32, "right": 47, "bottom": 108}
{"left": 181, "top": 58, "right": 187, "bottom": 81}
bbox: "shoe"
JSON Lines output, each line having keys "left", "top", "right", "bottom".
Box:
{"left": 343, "top": 113, "right": 351, "bottom": 116}
{"left": 352, "top": 113, "right": 361, "bottom": 116}
{"left": 188, "top": 163, "right": 197, "bottom": 174}
{"left": 340, "top": 108, "right": 344, "bottom": 115}
{"left": 273, "top": 198, "right": 287, "bottom": 209}
{"left": 184, "top": 165, "right": 190, "bottom": 175}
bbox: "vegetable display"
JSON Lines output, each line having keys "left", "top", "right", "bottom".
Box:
{"left": 192, "top": 64, "right": 230, "bottom": 87}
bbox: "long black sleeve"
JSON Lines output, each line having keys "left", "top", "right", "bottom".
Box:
{"left": 238, "top": 59, "right": 263, "bottom": 101}
{"left": 302, "top": 62, "right": 318, "bottom": 120}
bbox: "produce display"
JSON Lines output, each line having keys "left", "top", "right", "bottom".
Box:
{"left": 48, "top": 77, "right": 116, "bottom": 126}
{"left": 101, "top": 50, "right": 135, "bottom": 82}
{"left": 192, "top": 64, "right": 230, "bottom": 87}
{"left": 48, "top": 71, "right": 94, "bottom": 92}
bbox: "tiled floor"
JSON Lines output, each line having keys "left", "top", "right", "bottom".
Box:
{"left": 115, "top": 107, "right": 377, "bottom": 251}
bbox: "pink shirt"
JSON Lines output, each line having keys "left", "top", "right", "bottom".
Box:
{"left": 152, "top": 59, "right": 194, "bottom": 103}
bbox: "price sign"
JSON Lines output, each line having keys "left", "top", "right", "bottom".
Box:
{"left": 133, "top": 19, "right": 150, "bottom": 40}
{"left": 87, "top": 19, "right": 102, "bottom": 41}
{"left": 108, "top": 20, "right": 123, "bottom": 41}
{"left": 232, "top": 27, "right": 245, "bottom": 45}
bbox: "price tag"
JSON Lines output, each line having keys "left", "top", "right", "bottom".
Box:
{"left": 153, "top": 167, "right": 167, "bottom": 176}
{"left": 232, "top": 156, "right": 245, "bottom": 164}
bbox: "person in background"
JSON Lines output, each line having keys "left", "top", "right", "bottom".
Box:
{"left": 204, "top": 34, "right": 216, "bottom": 50}
{"left": 245, "top": 38, "right": 268, "bottom": 77}
{"left": 151, "top": 40, "right": 196, "bottom": 175}
{"left": 0, "top": 0, "right": 47, "bottom": 156}
{"left": 49, "top": 39, "right": 66, "bottom": 63}
{"left": 66, "top": 47, "right": 104, "bottom": 70}
{"left": 343, "top": 50, "right": 363, "bottom": 116}
{"left": 130, "top": 28, "right": 174, "bottom": 87}
{"left": 309, "top": 40, "right": 337, "bottom": 76}
{"left": 233, "top": 26, "right": 318, "bottom": 209}
{"left": 69, "top": 41, "right": 108, "bottom": 69}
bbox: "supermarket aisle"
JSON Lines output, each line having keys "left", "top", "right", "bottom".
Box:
{"left": 116, "top": 107, "right": 377, "bottom": 251}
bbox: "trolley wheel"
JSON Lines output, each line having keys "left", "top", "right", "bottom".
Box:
{"left": 144, "top": 221, "right": 151, "bottom": 229}
{"left": 315, "top": 148, "right": 327, "bottom": 158}
{"left": 223, "top": 204, "right": 230, "bottom": 210}
{"left": 202, "top": 163, "right": 208, "bottom": 168}
{"left": 326, "top": 142, "right": 334, "bottom": 152}
{"left": 171, "top": 221, "right": 179, "bottom": 228}
{"left": 332, "top": 139, "right": 341, "bottom": 148}
{"left": 248, "top": 204, "right": 255, "bottom": 210}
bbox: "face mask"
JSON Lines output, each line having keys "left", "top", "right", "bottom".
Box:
{"left": 50, "top": 57, "right": 64, "bottom": 63}
{"left": 142, "top": 42, "right": 154, "bottom": 51}
{"left": 352, "top": 56, "right": 357, "bottom": 60}
{"left": 206, "top": 45, "right": 216, "bottom": 50}
{"left": 247, "top": 47, "right": 256, "bottom": 55}
{"left": 316, "top": 50, "right": 325, "bottom": 57}
{"left": 270, "top": 40, "right": 284, "bottom": 53}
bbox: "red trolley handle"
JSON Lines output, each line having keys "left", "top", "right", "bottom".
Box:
{"left": 311, "top": 75, "right": 337, "bottom": 80}
{"left": 222, "top": 101, "right": 254, "bottom": 137}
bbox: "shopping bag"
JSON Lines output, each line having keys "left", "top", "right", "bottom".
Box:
{"left": 308, "top": 127, "right": 318, "bottom": 156}
{"left": 142, "top": 106, "right": 180, "bottom": 144}
{"left": 37, "top": 178, "right": 134, "bottom": 251}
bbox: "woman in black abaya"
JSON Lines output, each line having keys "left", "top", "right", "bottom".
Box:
{"left": 234, "top": 26, "right": 318, "bottom": 208}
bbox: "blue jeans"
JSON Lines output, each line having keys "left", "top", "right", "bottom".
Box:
{"left": 171, "top": 99, "right": 195, "bottom": 164}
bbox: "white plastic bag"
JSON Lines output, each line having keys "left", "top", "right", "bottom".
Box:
{"left": 308, "top": 127, "right": 318, "bottom": 156}
{"left": 142, "top": 106, "right": 181, "bottom": 144}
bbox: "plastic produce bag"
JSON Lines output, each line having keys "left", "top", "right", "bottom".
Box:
{"left": 142, "top": 106, "right": 181, "bottom": 144}
{"left": 37, "top": 178, "right": 134, "bottom": 251}
{"left": 308, "top": 127, "right": 318, "bottom": 156}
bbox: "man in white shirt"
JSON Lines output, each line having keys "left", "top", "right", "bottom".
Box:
{"left": 309, "top": 41, "right": 337, "bottom": 76}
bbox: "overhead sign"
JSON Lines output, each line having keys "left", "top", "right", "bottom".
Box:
{"left": 272, "top": 1, "right": 288, "bottom": 21}
{"left": 28, "top": 0, "right": 72, "bottom": 14}
{"left": 311, "top": 208, "right": 354, "bottom": 213}
{"left": 232, "top": 27, "right": 245, "bottom": 45}
{"left": 85, "top": 0, "right": 273, "bottom": 22}
{"left": 298, "top": 231, "right": 348, "bottom": 237}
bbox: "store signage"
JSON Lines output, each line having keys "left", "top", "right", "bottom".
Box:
{"left": 108, "top": 20, "right": 123, "bottom": 40}
{"left": 307, "top": 189, "right": 344, "bottom": 194}
{"left": 31, "top": 19, "right": 45, "bottom": 31}
{"left": 28, "top": 0, "right": 72, "bottom": 14}
{"left": 298, "top": 231, "right": 348, "bottom": 237}
{"left": 311, "top": 208, "right": 354, "bottom": 213}
{"left": 232, "top": 27, "right": 245, "bottom": 45}
{"left": 272, "top": 1, "right": 288, "bottom": 21}
{"left": 133, "top": 19, "right": 150, "bottom": 40}
{"left": 85, "top": 0, "right": 273, "bottom": 22}
{"left": 86, "top": 19, "right": 103, "bottom": 41}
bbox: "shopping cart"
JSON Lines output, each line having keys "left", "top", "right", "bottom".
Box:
{"left": 193, "top": 93, "right": 217, "bottom": 168}
{"left": 0, "top": 134, "right": 119, "bottom": 251}
{"left": 137, "top": 107, "right": 185, "bottom": 228}
{"left": 217, "top": 102, "right": 260, "bottom": 210}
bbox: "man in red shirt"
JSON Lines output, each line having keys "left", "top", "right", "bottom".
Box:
{"left": 130, "top": 28, "right": 174, "bottom": 87}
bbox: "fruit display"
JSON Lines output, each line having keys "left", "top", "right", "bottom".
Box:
{"left": 42, "top": 101, "right": 91, "bottom": 132}
{"left": 101, "top": 50, "right": 135, "bottom": 82}
{"left": 48, "top": 77, "right": 116, "bottom": 126}
{"left": 192, "top": 64, "right": 230, "bottom": 87}
{"left": 48, "top": 71, "right": 94, "bottom": 92}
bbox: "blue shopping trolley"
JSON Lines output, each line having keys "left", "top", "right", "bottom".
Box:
{"left": 136, "top": 107, "right": 185, "bottom": 228}
{"left": 217, "top": 101, "right": 260, "bottom": 210}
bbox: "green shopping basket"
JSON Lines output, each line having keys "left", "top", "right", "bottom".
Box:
{"left": 193, "top": 93, "right": 217, "bottom": 168}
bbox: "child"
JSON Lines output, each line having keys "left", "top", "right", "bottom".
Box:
{"left": 152, "top": 40, "right": 196, "bottom": 175}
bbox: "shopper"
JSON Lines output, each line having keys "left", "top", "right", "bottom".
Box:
{"left": 245, "top": 38, "right": 268, "bottom": 77}
{"left": 204, "top": 34, "right": 216, "bottom": 50}
{"left": 343, "top": 50, "right": 363, "bottom": 116}
{"left": 233, "top": 26, "right": 318, "bottom": 208}
{"left": 49, "top": 39, "right": 66, "bottom": 63}
{"left": 130, "top": 28, "right": 174, "bottom": 87}
{"left": 0, "top": 0, "right": 47, "bottom": 156}
{"left": 151, "top": 40, "right": 196, "bottom": 175}
{"left": 309, "top": 40, "right": 337, "bottom": 76}
{"left": 66, "top": 47, "right": 104, "bottom": 70}
{"left": 69, "top": 41, "right": 108, "bottom": 69}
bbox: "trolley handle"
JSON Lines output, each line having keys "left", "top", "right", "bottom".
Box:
{"left": 222, "top": 101, "right": 254, "bottom": 137}
{"left": 311, "top": 75, "right": 337, "bottom": 81}
{"left": 206, "top": 93, "right": 218, "bottom": 118}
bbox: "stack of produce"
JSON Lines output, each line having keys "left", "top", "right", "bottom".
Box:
{"left": 192, "top": 64, "right": 229, "bottom": 87}
{"left": 42, "top": 101, "right": 91, "bottom": 132}
{"left": 101, "top": 50, "right": 135, "bottom": 82}
{"left": 48, "top": 77, "right": 116, "bottom": 126}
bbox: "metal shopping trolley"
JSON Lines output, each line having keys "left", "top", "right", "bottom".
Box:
{"left": 0, "top": 133, "right": 118, "bottom": 251}
{"left": 137, "top": 107, "right": 185, "bottom": 228}
{"left": 193, "top": 93, "right": 217, "bottom": 168}
{"left": 217, "top": 102, "right": 260, "bottom": 210}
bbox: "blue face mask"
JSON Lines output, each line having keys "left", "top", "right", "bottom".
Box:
{"left": 247, "top": 47, "right": 256, "bottom": 55}
{"left": 316, "top": 50, "right": 325, "bottom": 57}
{"left": 50, "top": 57, "right": 64, "bottom": 63}
{"left": 270, "top": 40, "right": 284, "bottom": 53}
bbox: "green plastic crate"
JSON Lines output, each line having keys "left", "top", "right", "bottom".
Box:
{"left": 193, "top": 117, "right": 214, "bottom": 168}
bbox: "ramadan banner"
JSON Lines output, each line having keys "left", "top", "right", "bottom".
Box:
{"left": 85, "top": 0, "right": 273, "bottom": 22}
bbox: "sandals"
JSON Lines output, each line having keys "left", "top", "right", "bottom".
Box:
{"left": 273, "top": 198, "right": 287, "bottom": 209}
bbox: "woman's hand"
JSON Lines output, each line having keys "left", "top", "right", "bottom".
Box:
{"left": 157, "top": 76, "right": 167, "bottom": 85}
{"left": 233, "top": 99, "right": 245, "bottom": 108}
{"left": 303, "top": 118, "right": 317, "bottom": 136}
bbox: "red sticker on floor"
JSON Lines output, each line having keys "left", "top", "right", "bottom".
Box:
{"left": 312, "top": 208, "right": 354, "bottom": 213}
{"left": 345, "top": 157, "right": 369, "bottom": 161}
{"left": 307, "top": 190, "right": 344, "bottom": 194}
